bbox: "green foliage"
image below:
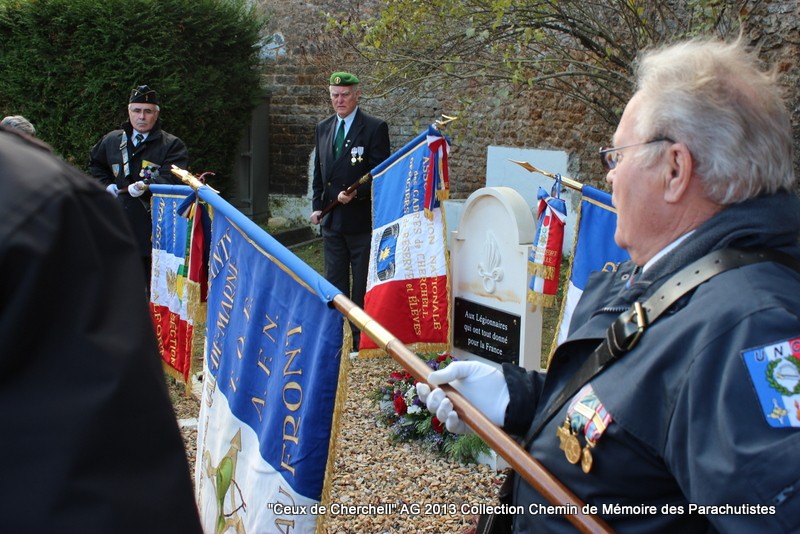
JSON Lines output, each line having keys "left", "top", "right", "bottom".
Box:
{"left": 0, "top": 0, "right": 267, "bottom": 194}
{"left": 329, "top": 0, "right": 757, "bottom": 127}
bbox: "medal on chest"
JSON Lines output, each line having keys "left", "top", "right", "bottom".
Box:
{"left": 351, "top": 146, "right": 364, "bottom": 165}
{"left": 556, "top": 384, "right": 613, "bottom": 473}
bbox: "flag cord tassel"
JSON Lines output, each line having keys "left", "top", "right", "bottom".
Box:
{"left": 171, "top": 165, "right": 220, "bottom": 193}
{"left": 332, "top": 294, "right": 613, "bottom": 534}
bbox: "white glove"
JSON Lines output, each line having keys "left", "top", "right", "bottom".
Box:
{"left": 105, "top": 183, "right": 119, "bottom": 197}
{"left": 128, "top": 181, "right": 146, "bottom": 197}
{"left": 416, "top": 360, "right": 509, "bottom": 434}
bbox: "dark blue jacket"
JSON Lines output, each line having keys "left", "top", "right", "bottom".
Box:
{"left": 0, "top": 126, "right": 201, "bottom": 533}
{"left": 504, "top": 191, "right": 800, "bottom": 533}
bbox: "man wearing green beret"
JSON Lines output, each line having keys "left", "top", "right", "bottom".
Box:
{"left": 310, "top": 72, "right": 391, "bottom": 349}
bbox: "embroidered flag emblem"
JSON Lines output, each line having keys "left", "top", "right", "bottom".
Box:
{"left": 741, "top": 336, "right": 800, "bottom": 428}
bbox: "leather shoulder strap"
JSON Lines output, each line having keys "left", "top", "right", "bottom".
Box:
{"left": 523, "top": 247, "right": 800, "bottom": 444}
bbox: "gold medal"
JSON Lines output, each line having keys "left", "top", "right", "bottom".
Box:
{"left": 558, "top": 415, "right": 586, "bottom": 466}
{"left": 581, "top": 446, "right": 593, "bottom": 473}
{"left": 556, "top": 420, "right": 571, "bottom": 450}
{"left": 564, "top": 434, "right": 582, "bottom": 464}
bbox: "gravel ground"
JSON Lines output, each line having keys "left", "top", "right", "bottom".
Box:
{"left": 167, "top": 355, "right": 500, "bottom": 533}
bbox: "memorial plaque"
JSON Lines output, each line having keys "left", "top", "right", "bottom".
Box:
{"left": 450, "top": 187, "right": 543, "bottom": 370}
{"left": 453, "top": 297, "right": 520, "bottom": 365}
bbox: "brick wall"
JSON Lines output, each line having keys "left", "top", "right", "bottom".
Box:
{"left": 261, "top": 0, "right": 800, "bottom": 209}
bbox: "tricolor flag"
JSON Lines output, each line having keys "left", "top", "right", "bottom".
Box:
{"left": 552, "top": 184, "right": 629, "bottom": 350}
{"left": 149, "top": 186, "right": 208, "bottom": 386}
{"left": 527, "top": 176, "right": 567, "bottom": 308}
{"left": 191, "top": 185, "right": 347, "bottom": 534}
{"left": 361, "top": 125, "right": 451, "bottom": 356}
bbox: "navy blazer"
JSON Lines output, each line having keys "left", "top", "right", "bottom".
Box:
{"left": 312, "top": 108, "right": 390, "bottom": 234}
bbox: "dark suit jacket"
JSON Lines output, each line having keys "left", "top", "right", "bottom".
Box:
{"left": 312, "top": 108, "right": 390, "bottom": 233}
{"left": 0, "top": 126, "right": 202, "bottom": 533}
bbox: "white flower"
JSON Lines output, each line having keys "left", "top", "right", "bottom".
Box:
{"left": 407, "top": 405, "right": 421, "bottom": 415}
{"left": 404, "top": 388, "right": 416, "bottom": 404}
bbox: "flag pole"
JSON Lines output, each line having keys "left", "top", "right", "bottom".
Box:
{"left": 317, "top": 115, "right": 458, "bottom": 219}
{"left": 333, "top": 294, "right": 613, "bottom": 534}
{"left": 171, "top": 165, "right": 220, "bottom": 193}
{"left": 510, "top": 160, "right": 584, "bottom": 192}
{"left": 318, "top": 172, "right": 372, "bottom": 219}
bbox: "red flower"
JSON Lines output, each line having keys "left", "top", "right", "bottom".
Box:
{"left": 388, "top": 371, "right": 404, "bottom": 381}
{"left": 431, "top": 416, "right": 445, "bottom": 434}
{"left": 436, "top": 353, "right": 450, "bottom": 363}
{"left": 393, "top": 393, "right": 407, "bottom": 415}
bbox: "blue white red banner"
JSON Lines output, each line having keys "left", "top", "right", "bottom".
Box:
{"left": 553, "top": 185, "right": 629, "bottom": 348}
{"left": 528, "top": 177, "right": 567, "bottom": 308}
{"left": 174, "top": 185, "right": 347, "bottom": 533}
{"left": 361, "top": 126, "right": 451, "bottom": 356}
{"left": 149, "top": 186, "right": 207, "bottom": 385}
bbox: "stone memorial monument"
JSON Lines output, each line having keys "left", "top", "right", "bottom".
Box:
{"left": 450, "top": 186, "right": 543, "bottom": 371}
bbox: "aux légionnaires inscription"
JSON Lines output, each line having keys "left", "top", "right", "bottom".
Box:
{"left": 453, "top": 297, "right": 521, "bottom": 365}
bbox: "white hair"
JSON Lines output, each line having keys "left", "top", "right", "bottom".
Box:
{"left": 632, "top": 38, "right": 795, "bottom": 204}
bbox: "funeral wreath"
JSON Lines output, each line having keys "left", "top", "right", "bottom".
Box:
{"left": 372, "top": 352, "right": 491, "bottom": 464}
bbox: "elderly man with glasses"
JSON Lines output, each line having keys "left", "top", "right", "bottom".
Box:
{"left": 418, "top": 38, "right": 800, "bottom": 532}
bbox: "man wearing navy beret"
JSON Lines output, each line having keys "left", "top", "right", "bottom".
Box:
{"left": 89, "top": 84, "right": 188, "bottom": 289}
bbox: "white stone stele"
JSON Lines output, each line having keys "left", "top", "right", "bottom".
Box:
{"left": 449, "top": 186, "right": 543, "bottom": 372}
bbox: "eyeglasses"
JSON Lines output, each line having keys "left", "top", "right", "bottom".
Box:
{"left": 599, "top": 137, "right": 674, "bottom": 171}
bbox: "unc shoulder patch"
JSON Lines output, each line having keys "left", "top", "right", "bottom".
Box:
{"left": 741, "top": 336, "right": 800, "bottom": 428}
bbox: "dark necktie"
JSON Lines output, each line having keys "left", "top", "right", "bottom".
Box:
{"left": 333, "top": 120, "right": 345, "bottom": 158}
{"left": 135, "top": 133, "right": 144, "bottom": 146}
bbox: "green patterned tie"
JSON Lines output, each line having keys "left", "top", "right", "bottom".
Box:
{"left": 333, "top": 120, "right": 345, "bottom": 158}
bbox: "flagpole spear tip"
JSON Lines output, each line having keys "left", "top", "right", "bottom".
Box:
{"left": 434, "top": 114, "right": 458, "bottom": 129}
{"left": 509, "top": 159, "right": 583, "bottom": 192}
{"left": 170, "top": 165, "right": 220, "bottom": 193}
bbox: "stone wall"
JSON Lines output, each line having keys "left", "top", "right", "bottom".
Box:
{"left": 260, "top": 0, "right": 800, "bottom": 213}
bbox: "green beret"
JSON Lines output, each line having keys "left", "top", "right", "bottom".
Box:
{"left": 329, "top": 72, "right": 360, "bottom": 86}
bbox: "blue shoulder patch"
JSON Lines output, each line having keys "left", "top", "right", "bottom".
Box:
{"left": 741, "top": 337, "right": 800, "bottom": 428}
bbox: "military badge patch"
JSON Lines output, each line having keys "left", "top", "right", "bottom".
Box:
{"left": 140, "top": 160, "right": 161, "bottom": 181}
{"left": 741, "top": 336, "right": 800, "bottom": 428}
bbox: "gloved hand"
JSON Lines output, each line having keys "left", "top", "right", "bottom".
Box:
{"left": 105, "top": 183, "right": 119, "bottom": 197}
{"left": 128, "top": 181, "right": 147, "bottom": 198}
{"left": 416, "top": 360, "right": 509, "bottom": 434}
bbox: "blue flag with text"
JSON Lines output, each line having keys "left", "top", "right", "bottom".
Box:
{"left": 554, "top": 185, "right": 630, "bottom": 348}
{"left": 157, "top": 184, "right": 347, "bottom": 534}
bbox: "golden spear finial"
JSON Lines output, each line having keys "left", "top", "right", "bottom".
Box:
{"left": 509, "top": 159, "right": 583, "bottom": 192}
{"left": 170, "top": 165, "right": 220, "bottom": 193}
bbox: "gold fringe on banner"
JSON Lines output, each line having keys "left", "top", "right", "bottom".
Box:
{"left": 527, "top": 290, "right": 558, "bottom": 309}
{"left": 528, "top": 257, "right": 558, "bottom": 281}
{"left": 316, "top": 324, "right": 353, "bottom": 534}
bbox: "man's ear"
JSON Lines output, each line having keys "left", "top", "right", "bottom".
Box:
{"left": 664, "top": 143, "right": 694, "bottom": 203}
